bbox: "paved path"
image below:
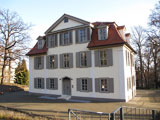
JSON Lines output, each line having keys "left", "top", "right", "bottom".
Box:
{"left": 0, "top": 90, "right": 159, "bottom": 119}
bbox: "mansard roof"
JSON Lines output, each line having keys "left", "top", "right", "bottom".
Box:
{"left": 45, "top": 14, "right": 90, "bottom": 34}
{"left": 26, "top": 36, "right": 48, "bottom": 56}
{"left": 88, "top": 22, "right": 136, "bottom": 53}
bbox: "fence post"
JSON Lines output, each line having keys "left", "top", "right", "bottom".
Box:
{"left": 68, "top": 109, "right": 71, "bottom": 120}
{"left": 110, "top": 113, "right": 115, "bottom": 120}
{"left": 120, "top": 107, "right": 124, "bottom": 120}
{"left": 152, "top": 110, "right": 155, "bottom": 120}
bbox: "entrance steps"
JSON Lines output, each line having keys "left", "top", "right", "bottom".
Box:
{"left": 57, "top": 95, "right": 71, "bottom": 100}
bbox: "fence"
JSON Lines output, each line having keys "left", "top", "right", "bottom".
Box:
{"left": 68, "top": 106, "right": 160, "bottom": 120}
{"left": 68, "top": 109, "right": 110, "bottom": 120}
{"left": 111, "top": 106, "right": 160, "bottom": 120}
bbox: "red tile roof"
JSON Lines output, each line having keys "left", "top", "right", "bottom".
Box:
{"left": 88, "top": 23, "right": 126, "bottom": 47}
{"left": 88, "top": 22, "right": 136, "bottom": 53}
{"left": 26, "top": 42, "right": 48, "bottom": 56}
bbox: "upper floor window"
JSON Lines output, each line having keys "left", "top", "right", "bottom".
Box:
{"left": 80, "top": 52, "right": 87, "bottom": 67}
{"left": 76, "top": 28, "right": 90, "bottom": 43}
{"left": 79, "top": 29, "right": 86, "bottom": 42}
{"left": 60, "top": 53, "right": 73, "bottom": 68}
{"left": 38, "top": 40, "right": 44, "bottom": 49}
{"left": 34, "top": 56, "right": 44, "bottom": 69}
{"left": 47, "top": 35, "right": 57, "bottom": 48}
{"left": 64, "top": 17, "right": 68, "bottom": 23}
{"left": 95, "top": 49, "right": 113, "bottom": 67}
{"left": 60, "top": 31, "right": 72, "bottom": 46}
{"left": 76, "top": 51, "right": 92, "bottom": 68}
{"left": 100, "top": 50, "right": 107, "bottom": 66}
{"left": 46, "top": 55, "right": 58, "bottom": 69}
{"left": 98, "top": 27, "right": 108, "bottom": 40}
{"left": 64, "top": 54, "right": 70, "bottom": 68}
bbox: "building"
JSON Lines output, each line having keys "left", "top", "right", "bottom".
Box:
{"left": 26, "top": 14, "right": 136, "bottom": 102}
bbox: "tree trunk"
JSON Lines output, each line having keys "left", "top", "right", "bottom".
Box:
{"left": 1, "top": 49, "right": 7, "bottom": 85}
{"left": 139, "top": 49, "right": 144, "bottom": 88}
{"left": 154, "top": 54, "right": 158, "bottom": 88}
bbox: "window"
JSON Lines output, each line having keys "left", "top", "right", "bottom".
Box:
{"left": 98, "top": 27, "right": 107, "bottom": 40}
{"left": 64, "top": 17, "right": 68, "bottom": 23}
{"left": 101, "top": 79, "right": 108, "bottom": 92}
{"left": 46, "top": 78, "right": 58, "bottom": 90}
{"left": 50, "top": 78, "right": 55, "bottom": 89}
{"left": 100, "top": 50, "right": 107, "bottom": 66}
{"left": 46, "top": 55, "right": 58, "bottom": 69}
{"left": 34, "top": 78, "right": 44, "bottom": 89}
{"left": 95, "top": 78, "right": 114, "bottom": 93}
{"left": 49, "top": 56, "right": 55, "bottom": 68}
{"left": 64, "top": 32, "right": 69, "bottom": 45}
{"left": 80, "top": 52, "right": 87, "bottom": 67}
{"left": 34, "top": 56, "right": 44, "bottom": 69}
{"left": 48, "top": 35, "right": 57, "bottom": 48}
{"left": 38, "top": 40, "right": 43, "bottom": 49}
{"left": 37, "top": 78, "right": 42, "bottom": 88}
{"left": 79, "top": 29, "right": 86, "bottom": 42}
{"left": 82, "top": 78, "right": 88, "bottom": 91}
{"left": 60, "top": 31, "right": 72, "bottom": 46}
{"left": 76, "top": 28, "right": 90, "bottom": 43}
{"left": 64, "top": 54, "right": 70, "bottom": 68}
{"left": 60, "top": 53, "right": 73, "bottom": 68}
{"left": 77, "top": 78, "right": 92, "bottom": 92}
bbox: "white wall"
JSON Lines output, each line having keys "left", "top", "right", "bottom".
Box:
{"left": 52, "top": 18, "right": 83, "bottom": 32}
{"left": 29, "top": 18, "right": 136, "bottom": 102}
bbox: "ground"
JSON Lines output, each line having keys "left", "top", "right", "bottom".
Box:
{"left": 0, "top": 89, "right": 159, "bottom": 119}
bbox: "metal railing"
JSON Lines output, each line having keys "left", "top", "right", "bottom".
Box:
{"left": 68, "top": 106, "right": 160, "bottom": 120}
{"left": 110, "top": 106, "right": 160, "bottom": 120}
{"left": 68, "top": 109, "right": 110, "bottom": 120}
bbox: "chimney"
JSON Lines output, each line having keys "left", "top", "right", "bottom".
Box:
{"left": 125, "top": 33, "right": 131, "bottom": 43}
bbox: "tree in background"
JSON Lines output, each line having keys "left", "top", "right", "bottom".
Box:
{"left": 14, "top": 59, "right": 29, "bottom": 85}
{"left": 0, "top": 9, "right": 31, "bottom": 84}
{"left": 131, "top": 26, "right": 146, "bottom": 88}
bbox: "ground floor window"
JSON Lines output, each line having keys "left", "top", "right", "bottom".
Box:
{"left": 46, "top": 78, "right": 58, "bottom": 90}
{"left": 82, "top": 78, "right": 88, "bottom": 91}
{"left": 101, "top": 79, "right": 108, "bottom": 92}
{"left": 34, "top": 78, "right": 44, "bottom": 89}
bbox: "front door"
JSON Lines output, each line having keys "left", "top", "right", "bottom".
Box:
{"left": 62, "top": 78, "right": 71, "bottom": 95}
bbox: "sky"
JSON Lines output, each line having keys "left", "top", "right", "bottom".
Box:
{"left": 0, "top": 0, "right": 158, "bottom": 46}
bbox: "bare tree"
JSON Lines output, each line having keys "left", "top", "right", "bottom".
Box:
{"left": 131, "top": 26, "right": 146, "bottom": 88}
{"left": 0, "top": 9, "right": 31, "bottom": 84}
{"left": 146, "top": 30, "right": 160, "bottom": 88}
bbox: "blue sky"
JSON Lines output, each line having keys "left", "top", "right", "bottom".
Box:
{"left": 0, "top": 0, "right": 158, "bottom": 45}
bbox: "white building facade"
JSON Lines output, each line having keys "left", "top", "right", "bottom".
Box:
{"left": 27, "top": 14, "right": 136, "bottom": 102}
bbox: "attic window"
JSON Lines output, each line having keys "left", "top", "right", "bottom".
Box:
{"left": 38, "top": 39, "right": 44, "bottom": 49}
{"left": 64, "top": 17, "right": 68, "bottom": 23}
{"left": 98, "top": 27, "right": 108, "bottom": 40}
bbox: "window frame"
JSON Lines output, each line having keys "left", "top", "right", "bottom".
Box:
{"left": 37, "top": 57, "right": 42, "bottom": 69}
{"left": 49, "top": 78, "right": 55, "bottom": 89}
{"left": 79, "top": 29, "right": 86, "bottom": 43}
{"left": 80, "top": 52, "right": 87, "bottom": 67}
{"left": 98, "top": 27, "right": 108, "bottom": 40}
{"left": 37, "top": 78, "right": 42, "bottom": 88}
{"left": 81, "top": 78, "right": 88, "bottom": 91}
{"left": 38, "top": 40, "right": 43, "bottom": 49}
{"left": 100, "top": 78, "right": 108, "bottom": 92}
{"left": 49, "top": 56, "right": 55, "bottom": 68}
{"left": 99, "top": 50, "right": 107, "bottom": 66}
{"left": 63, "top": 54, "right": 70, "bottom": 68}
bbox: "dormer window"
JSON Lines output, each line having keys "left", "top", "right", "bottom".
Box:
{"left": 64, "top": 17, "right": 68, "bottom": 23}
{"left": 98, "top": 27, "right": 108, "bottom": 40}
{"left": 38, "top": 40, "right": 42, "bottom": 49}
